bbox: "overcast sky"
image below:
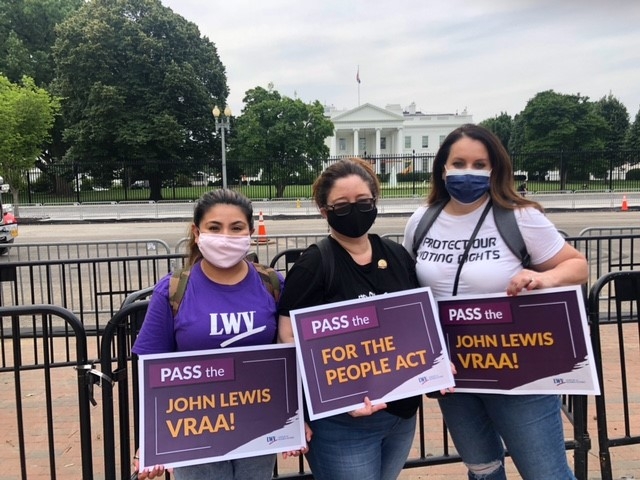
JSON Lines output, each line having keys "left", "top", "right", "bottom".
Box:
{"left": 161, "top": 0, "right": 640, "bottom": 123}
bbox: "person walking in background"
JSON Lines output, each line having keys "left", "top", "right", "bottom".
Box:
{"left": 403, "top": 124, "right": 587, "bottom": 480}
{"left": 517, "top": 181, "right": 528, "bottom": 197}
{"left": 131, "top": 189, "right": 283, "bottom": 480}
{"left": 277, "top": 157, "right": 422, "bottom": 480}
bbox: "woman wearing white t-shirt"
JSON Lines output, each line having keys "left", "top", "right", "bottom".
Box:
{"left": 403, "top": 124, "right": 587, "bottom": 480}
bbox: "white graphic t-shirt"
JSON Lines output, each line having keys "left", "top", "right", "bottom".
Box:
{"left": 403, "top": 200, "right": 565, "bottom": 298}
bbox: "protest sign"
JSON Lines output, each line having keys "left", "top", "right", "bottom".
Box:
{"left": 438, "top": 286, "right": 600, "bottom": 394}
{"left": 290, "top": 287, "right": 454, "bottom": 420}
{"left": 137, "top": 344, "right": 304, "bottom": 470}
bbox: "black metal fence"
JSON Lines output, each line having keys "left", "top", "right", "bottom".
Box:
{"left": 588, "top": 271, "right": 640, "bottom": 480}
{"left": 1, "top": 233, "right": 639, "bottom": 479}
{"left": 17, "top": 150, "right": 640, "bottom": 204}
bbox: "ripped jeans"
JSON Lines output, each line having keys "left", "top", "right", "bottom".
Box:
{"left": 438, "top": 393, "right": 576, "bottom": 480}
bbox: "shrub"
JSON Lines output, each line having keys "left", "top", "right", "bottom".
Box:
{"left": 397, "top": 172, "right": 430, "bottom": 183}
{"left": 626, "top": 168, "right": 640, "bottom": 180}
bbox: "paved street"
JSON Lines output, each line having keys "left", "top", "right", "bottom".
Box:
{"left": 14, "top": 190, "right": 640, "bottom": 225}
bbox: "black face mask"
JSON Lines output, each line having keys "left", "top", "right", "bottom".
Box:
{"left": 326, "top": 207, "right": 378, "bottom": 238}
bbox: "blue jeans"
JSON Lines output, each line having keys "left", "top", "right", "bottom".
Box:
{"left": 305, "top": 411, "right": 416, "bottom": 480}
{"left": 173, "top": 454, "right": 276, "bottom": 480}
{"left": 438, "top": 393, "right": 576, "bottom": 480}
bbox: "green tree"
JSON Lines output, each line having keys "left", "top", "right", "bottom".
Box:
{"left": 625, "top": 108, "right": 640, "bottom": 172}
{"left": 233, "top": 85, "right": 334, "bottom": 198}
{"left": 594, "top": 93, "right": 630, "bottom": 151}
{"left": 479, "top": 112, "right": 512, "bottom": 150}
{"left": 594, "top": 93, "right": 631, "bottom": 182}
{"left": 0, "top": 0, "right": 85, "bottom": 188}
{"left": 508, "top": 113, "right": 525, "bottom": 153}
{"left": 0, "top": 75, "right": 59, "bottom": 213}
{"left": 0, "top": 0, "right": 84, "bottom": 86}
{"left": 52, "top": 0, "right": 228, "bottom": 201}
{"left": 517, "top": 90, "right": 607, "bottom": 188}
{"left": 626, "top": 108, "right": 640, "bottom": 151}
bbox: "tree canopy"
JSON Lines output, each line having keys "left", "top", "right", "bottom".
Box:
{"left": 232, "top": 85, "right": 334, "bottom": 197}
{"left": 513, "top": 90, "right": 607, "bottom": 187}
{"left": 625, "top": 108, "right": 640, "bottom": 151}
{"left": 594, "top": 93, "right": 630, "bottom": 152}
{"left": 0, "top": 0, "right": 84, "bottom": 87}
{"left": 479, "top": 112, "right": 512, "bottom": 150}
{"left": 52, "top": 0, "right": 228, "bottom": 200}
{"left": 0, "top": 75, "right": 59, "bottom": 211}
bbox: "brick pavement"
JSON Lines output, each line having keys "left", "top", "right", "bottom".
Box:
{"left": 2, "top": 322, "right": 638, "bottom": 479}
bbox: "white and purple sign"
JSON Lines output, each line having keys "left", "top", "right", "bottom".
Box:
{"left": 137, "top": 344, "right": 304, "bottom": 470}
{"left": 438, "top": 286, "right": 600, "bottom": 394}
{"left": 290, "top": 287, "right": 454, "bottom": 420}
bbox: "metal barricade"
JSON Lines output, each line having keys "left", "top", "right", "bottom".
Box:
{"left": 0, "top": 239, "right": 172, "bottom": 262}
{"left": 0, "top": 304, "right": 94, "bottom": 480}
{"left": 588, "top": 271, "right": 640, "bottom": 480}
{"left": 99, "top": 300, "right": 150, "bottom": 480}
{"left": 0, "top": 255, "right": 180, "bottom": 362}
{"left": 579, "top": 226, "right": 640, "bottom": 236}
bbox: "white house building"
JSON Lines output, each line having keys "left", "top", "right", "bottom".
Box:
{"left": 325, "top": 102, "right": 473, "bottom": 157}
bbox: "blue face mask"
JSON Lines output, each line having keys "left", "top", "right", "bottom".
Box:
{"left": 444, "top": 168, "right": 491, "bottom": 205}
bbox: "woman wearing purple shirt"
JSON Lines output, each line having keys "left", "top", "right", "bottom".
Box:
{"left": 132, "top": 189, "right": 283, "bottom": 480}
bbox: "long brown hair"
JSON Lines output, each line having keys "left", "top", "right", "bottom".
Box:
{"left": 428, "top": 124, "right": 542, "bottom": 212}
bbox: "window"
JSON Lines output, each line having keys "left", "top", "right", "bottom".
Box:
{"left": 359, "top": 137, "right": 366, "bottom": 152}
{"left": 404, "top": 136, "right": 411, "bottom": 149}
{"left": 439, "top": 135, "right": 446, "bottom": 146}
{"left": 338, "top": 138, "right": 346, "bottom": 151}
{"left": 421, "top": 136, "right": 429, "bottom": 148}
{"left": 380, "top": 137, "right": 386, "bottom": 150}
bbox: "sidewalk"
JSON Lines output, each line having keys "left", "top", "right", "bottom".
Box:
{"left": 15, "top": 191, "right": 640, "bottom": 223}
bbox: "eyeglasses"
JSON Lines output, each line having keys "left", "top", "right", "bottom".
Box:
{"left": 324, "top": 197, "right": 377, "bottom": 216}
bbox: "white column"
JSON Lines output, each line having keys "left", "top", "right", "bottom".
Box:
{"left": 396, "top": 127, "right": 404, "bottom": 154}
{"left": 331, "top": 130, "right": 338, "bottom": 156}
{"left": 353, "top": 129, "right": 359, "bottom": 156}
{"left": 375, "top": 128, "right": 382, "bottom": 173}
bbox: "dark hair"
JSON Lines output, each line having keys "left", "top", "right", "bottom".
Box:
{"left": 186, "top": 189, "right": 254, "bottom": 266}
{"left": 428, "top": 124, "right": 542, "bottom": 211}
{"left": 312, "top": 157, "right": 380, "bottom": 208}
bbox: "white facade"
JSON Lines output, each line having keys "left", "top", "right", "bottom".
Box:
{"left": 325, "top": 102, "right": 473, "bottom": 158}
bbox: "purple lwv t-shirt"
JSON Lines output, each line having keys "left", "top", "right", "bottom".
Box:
{"left": 132, "top": 261, "right": 281, "bottom": 355}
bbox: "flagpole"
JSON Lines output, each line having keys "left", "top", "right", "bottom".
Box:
{"left": 357, "top": 65, "right": 361, "bottom": 106}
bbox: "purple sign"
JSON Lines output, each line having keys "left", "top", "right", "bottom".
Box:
{"left": 290, "top": 287, "right": 454, "bottom": 420}
{"left": 437, "top": 286, "right": 600, "bottom": 394}
{"left": 137, "top": 344, "right": 304, "bottom": 470}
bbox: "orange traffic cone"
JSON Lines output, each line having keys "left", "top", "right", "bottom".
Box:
{"left": 621, "top": 195, "right": 629, "bottom": 211}
{"left": 255, "top": 211, "right": 269, "bottom": 244}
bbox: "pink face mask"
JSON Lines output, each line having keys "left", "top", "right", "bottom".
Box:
{"left": 197, "top": 233, "right": 251, "bottom": 269}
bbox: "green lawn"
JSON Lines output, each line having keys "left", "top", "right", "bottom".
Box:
{"left": 18, "top": 180, "right": 639, "bottom": 205}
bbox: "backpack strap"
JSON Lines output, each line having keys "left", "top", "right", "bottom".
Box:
{"left": 493, "top": 204, "right": 531, "bottom": 268}
{"left": 169, "top": 267, "right": 191, "bottom": 317}
{"left": 411, "top": 200, "right": 446, "bottom": 257}
{"left": 252, "top": 263, "right": 282, "bottom": 302}
{"left": 316, "top": 237, "right": 335, "bottom": 297}
{"left": 411, "top": 200, "right": 530, "bottom": 268}
{"left": 167, "top": 261, "right": 281, "bottom": 317}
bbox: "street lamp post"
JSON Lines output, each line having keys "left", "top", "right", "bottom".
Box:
{"left": 212, "top": 105, "right": 232, "bottom": 189}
